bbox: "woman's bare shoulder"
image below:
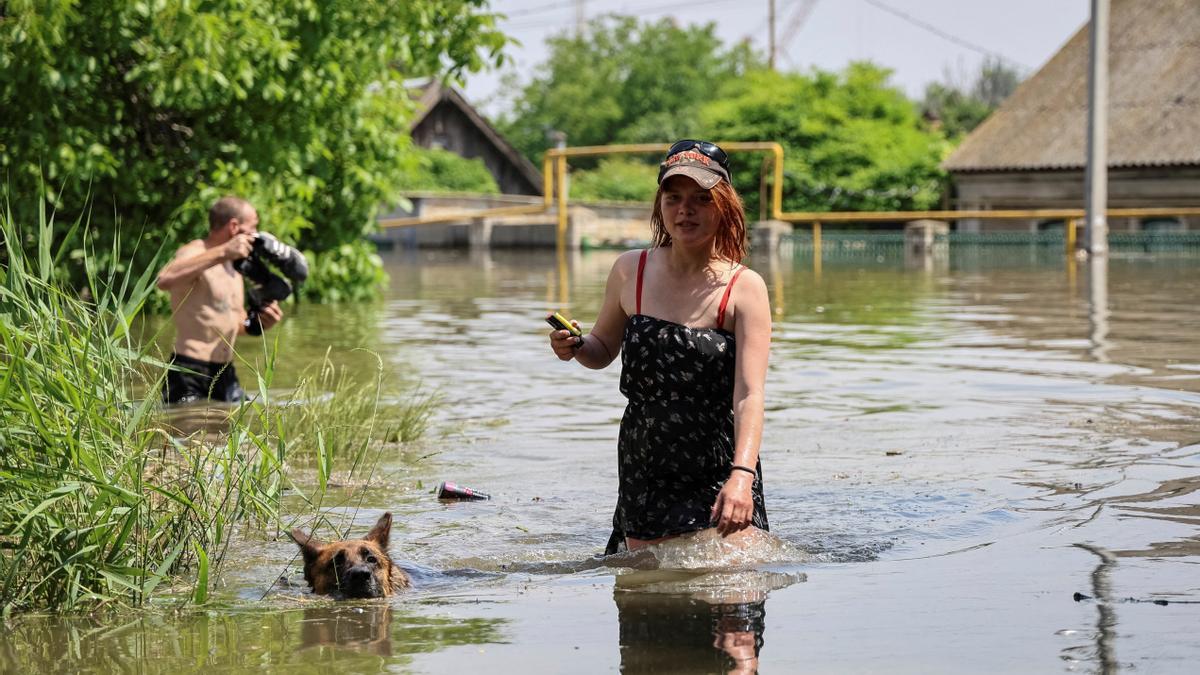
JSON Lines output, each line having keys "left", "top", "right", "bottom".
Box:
{"left": 734, "top": 266, "right": 768, "bottom": 294}
{"left": 609, "top": 249, "right": 645, "bottom": 279}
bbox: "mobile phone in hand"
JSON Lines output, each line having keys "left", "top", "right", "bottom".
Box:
{"left": 545, "top": 311, "right": 582, "bottom": 337}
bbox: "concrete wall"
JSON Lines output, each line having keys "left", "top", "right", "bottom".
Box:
{"left": 373, "top": 194, "right": 652, "bottom": 249}
{"left": 952, "top": 167, "right": 1200, "bottom": 232}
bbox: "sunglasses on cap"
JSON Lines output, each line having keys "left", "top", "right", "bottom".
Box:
{"left": 665, "top": 139, "right": 731, "bottom": 173}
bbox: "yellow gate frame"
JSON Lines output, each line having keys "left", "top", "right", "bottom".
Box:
{"left": 541, "top": 142, "right": 785, "bottom": 251}
{"left": 379, "top": 142, "right": 785, "bottom": 251}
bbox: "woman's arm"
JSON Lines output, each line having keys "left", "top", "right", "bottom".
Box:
{"left": 548, "top": 251, "right": 637, "bottom": 369}
{"left": 711, "top": 269, "right": 771, "bottom": 535}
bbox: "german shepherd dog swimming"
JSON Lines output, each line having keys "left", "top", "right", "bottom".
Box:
{"left": 290, "top": 512, "right": 411, "bottom": 598}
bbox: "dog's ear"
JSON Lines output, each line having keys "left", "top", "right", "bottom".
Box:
{"left": 289, "top": 528, "right": 324, "bottom": 565}
{"left": 365, "top": 512, "right": 392, "bottom": 550}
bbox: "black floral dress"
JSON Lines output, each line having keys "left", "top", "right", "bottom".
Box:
{"left": 605, "top": 250, "right": 769, "bottom": 554}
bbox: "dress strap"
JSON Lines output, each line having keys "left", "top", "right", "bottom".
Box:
{"left": 716, "top": 266, "right": 746, "bottom": 331}
{"left": 636, "top": 249, "right": 648, "bottom": 315}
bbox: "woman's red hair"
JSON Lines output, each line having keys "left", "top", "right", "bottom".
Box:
{"left": 648, "top": 179, "right": 747, "bottom": 262}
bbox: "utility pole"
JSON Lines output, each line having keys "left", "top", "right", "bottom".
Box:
{"left": 1084, "top": 0, "right": 1109, "bottom": 255}
{"left": 768, "top": 0, "right": 776, "bottom": 70}
{"left": 575, "top": 0, "right": 586, "bottom": 38}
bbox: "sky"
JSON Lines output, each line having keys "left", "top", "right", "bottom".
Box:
{"left": 463, "top": 0, "right": 1090, "bottom": 117}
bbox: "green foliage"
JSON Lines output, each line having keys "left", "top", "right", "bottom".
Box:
{"left": 922, "top": 57, "right": 1022, "bottom": 139}
{"left": 299, "top": 240, "right": 387, "bottom": 303}
{"left": 0, "top": 0, "right": 508, "bottom": 302}
{"left": 495, "top": 15, "right": 764, "bottom": 164}
{"left": 570, "top": 158, "right": 659, "bottom": 202}
{"left": 702, "top": 64, "right": 950, "bottom": 214}
{"left": 497, "top": 15, "right": 947, "bottom": 216}
{"left": 402, "top": 148, "right": 500, "bottom": 194}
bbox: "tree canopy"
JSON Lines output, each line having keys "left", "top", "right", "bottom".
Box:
{"left": 495, "top": 15, "right": 763, "bottom": 163}
{"left": 497, "top": 15, "right": 948, "bottom": 215}
{"left": 921, "top": 57, "right": 1022, "bottom": 139}
{"left": 1, "top": 0, "right": 507, "bottom": 300}
{"left": 703, "top": 64, "right": 949, "bottom": 215}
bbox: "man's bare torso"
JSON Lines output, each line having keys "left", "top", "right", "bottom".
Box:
{"left": 169, "top": 240, "right": 244, "bottom": 363}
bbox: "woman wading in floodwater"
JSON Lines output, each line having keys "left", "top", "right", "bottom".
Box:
{"left": 548, "top": 140, "right": 771, "bottom": 554}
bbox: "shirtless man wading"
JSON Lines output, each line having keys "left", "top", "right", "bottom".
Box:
{"left": 156, "top": 196, "right": 283, "bottom": 404}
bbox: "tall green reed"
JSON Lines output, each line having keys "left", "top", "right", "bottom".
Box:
{"left": 0, "top": 201, "right": 285, "bottom": 614}
{"left": 1, "top": 197, "right": 439, "bottom": 614}
{"left": 266, "top": 350, "right": 438, "bottom": 492}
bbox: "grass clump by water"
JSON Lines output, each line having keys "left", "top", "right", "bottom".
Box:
{"left": 265, "top": 352, "right": 438, "bottom": 492}
{"left": 0, "top": 202, "right": 434, "bottom": 615}
{"left": 0, "top": 204, "right": 288, "bottom": 613}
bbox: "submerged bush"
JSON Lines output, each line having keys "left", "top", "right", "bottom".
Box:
{"left": 402, "top": 148, "right": 501, "bottom": 194}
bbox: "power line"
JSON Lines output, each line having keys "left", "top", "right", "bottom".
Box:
{"left": 500, "top": 0, "right": 576, "bottom": 21}
{"left": 859, "top": 0, "right": 1030, "bottom": 70}
{"left": 776, "top": 0, "right": 820, "bottom": 62}
{"left": 502, "top": 0, "right": 743, "bottom": 30}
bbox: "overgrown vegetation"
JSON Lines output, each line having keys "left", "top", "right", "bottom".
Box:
{"left": 702, "top": 64, "right": 949, "bottom": 216}
{"left": 0, "top": 0, "right": 508, "bottom": 302}
{"left": 570, "top": 158, "right": 659, "bottom": 203}
{"left": 495, "top": 15, "right": 762, "bottom": 164}
{"left": 402, "top": 148, "right": 501, "bottom": 195}
{"left": 0, "top": 203, "right": 436, "bottom": 614}
{"left": 269, "top": 353, "right": 438, "bottom": 490}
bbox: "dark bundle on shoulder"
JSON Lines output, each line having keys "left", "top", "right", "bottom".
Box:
{"left": 235, "top": 232, "right": 308, "bottom": 335}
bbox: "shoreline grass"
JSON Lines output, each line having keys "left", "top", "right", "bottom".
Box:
{"left": 0, "top": 200, "right": 434, "bottom": 615}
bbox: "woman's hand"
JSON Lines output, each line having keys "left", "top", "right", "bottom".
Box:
{"left": 710, "top": 471, "right": 755, "bottom": 536}
{"left": 548, "top": 320, "right": 583, "bottom": 361}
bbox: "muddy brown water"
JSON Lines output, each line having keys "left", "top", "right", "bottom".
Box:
{"left": 3, "top": 248, "right": 1199, "bottom": 673}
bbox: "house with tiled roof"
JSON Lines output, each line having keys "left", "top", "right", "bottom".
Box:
{"left": 944, "top": 0, "right": 1200, "bottom": 232}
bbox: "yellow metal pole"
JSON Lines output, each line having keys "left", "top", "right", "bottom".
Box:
{"left": 772, "top": 259, "right": 785, "bottom": 317}
{"left": 557, "top": 240, "right": 569, "bottom": 307}
{"left": 1067, "top": 250, "right": 1077, "bottom": 293}
{"left": 812, "top": 221, "right": 822, "bottom": 277}
{"left": 771, "top": 145, "right": 784, "bottom": 220}
{"left": 1065, "top": 217, "right": 1077, "bottom": 255}
{"left": 556, "top": 155, "right": 568, "bottom": 251}
{"left": 758, "top": 156, "right": 770, "bottom": 223}
{"left": 543, "top": 153, "right": 554, "bottom": 209}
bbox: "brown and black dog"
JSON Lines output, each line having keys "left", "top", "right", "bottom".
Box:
{"left": 290, "top": 512, "right": 411, "bottom": 599}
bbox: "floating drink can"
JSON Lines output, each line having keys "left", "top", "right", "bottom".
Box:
{"left": 437, "top": 481, "right": 490, "bottom": 500}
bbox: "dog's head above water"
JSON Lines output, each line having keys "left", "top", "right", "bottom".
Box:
{"left": 290, "top": 512, "right": 412, "bottom": 599}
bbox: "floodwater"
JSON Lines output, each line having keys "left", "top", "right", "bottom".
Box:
{"left": 4, "top": 246, "right": 1200, "bottom": 673}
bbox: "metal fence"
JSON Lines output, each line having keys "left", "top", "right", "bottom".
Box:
{"left": 781, "top": 230, "right": 1200, "bottom": 260}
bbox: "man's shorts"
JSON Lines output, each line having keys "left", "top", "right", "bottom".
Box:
{"left": 162, "top": 352, "right": 246, "bottom": 405}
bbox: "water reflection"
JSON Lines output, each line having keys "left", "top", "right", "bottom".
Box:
{"left": 614, "top": 573, "right": 767, "bottom": 674}
{"left": 0, "top": 604, "right": 506, "bottom": 673}
{"left": 1069, "top": 544, "right": 1119, "bottom": 673}
{"left": 1087, "top": 256, "right": 1111, "bottom": 362}
{"left": 299, "top": 604, "right": 395, "bottom": 658}
{"left": 161, "top": 400, "right": 237, "bottom": 438}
